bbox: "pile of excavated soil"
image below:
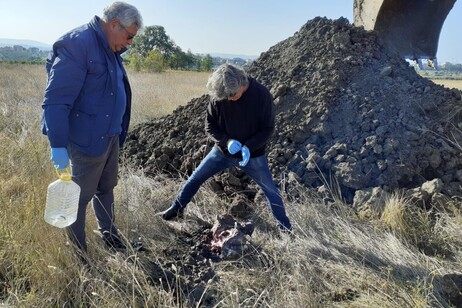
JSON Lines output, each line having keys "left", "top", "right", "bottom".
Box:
{"left": 123, "top": 17, "right": 462, "bottom": 204}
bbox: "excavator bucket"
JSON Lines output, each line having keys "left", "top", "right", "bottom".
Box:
{"left": 354, "top": 0, "right": 456, "bottom": 67}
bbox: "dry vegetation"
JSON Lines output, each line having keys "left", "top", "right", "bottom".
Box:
{"left": 0, "top": 63, "right": 461, "bottom": 307}
{"left": 430, "top": 79, "right": 462, "bottom": 91}
{"left": 129, "top": 70, "right": 209, "bottom": 125}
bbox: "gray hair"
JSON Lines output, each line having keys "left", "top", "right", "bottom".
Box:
{"left": 206, "top": 63, "right": 249, "bottom": 101}
{"left": 102, "top": 1, "right": 143, "bottom": 29}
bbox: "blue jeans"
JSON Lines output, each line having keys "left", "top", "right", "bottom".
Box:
{"left": 173, "top": 147, "right": 291, "bottom": 230}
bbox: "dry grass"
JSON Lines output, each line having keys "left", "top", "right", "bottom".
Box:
{"left": 431, "top": 79, "right": 462, "bottom": 90}
{"left": 129, "top": 70, "right": 209, "bottom": 125}
{"left": 1, "top": 63, "right": 461, "bottom": 307}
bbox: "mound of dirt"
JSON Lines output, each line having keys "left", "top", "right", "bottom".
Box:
{"left": 123, "top": 17, "right": 462, "bottom": 204}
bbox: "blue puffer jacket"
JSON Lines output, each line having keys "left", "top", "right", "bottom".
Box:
{"left": 41, "top": 15, "right": 132, "bottom": 156}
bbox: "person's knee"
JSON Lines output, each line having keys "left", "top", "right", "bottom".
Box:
{"left": 185, "top": 172, "right": 209, "bottom": 188}
{"left": 67, "top": 223, "right": 86, "bottom": 245}
{"left": 97, "top": 179, "right": 117, "bottom": 193}
{"left": 262, "top": 185, "right": 281, "bottom": 198}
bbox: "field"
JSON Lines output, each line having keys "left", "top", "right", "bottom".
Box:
{"left": 0, "top": 63, "right": 461, "bottom": 307}
{"left": 128, "top": 70, "right": 209, "bottom": 125}
{"left": 430, "top": 78, "right": 462, "bottom": 91}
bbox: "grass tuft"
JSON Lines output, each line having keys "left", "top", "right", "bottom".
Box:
{"left": 0, "top": 63, "right": 461, "bottom": 307}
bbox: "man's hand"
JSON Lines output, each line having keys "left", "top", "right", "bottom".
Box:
{"left": 50, "top": 147, "right": 69, "bottom": 170}
{"left": 239, "top": 146, "right": 250, "bottom": 167}
{"left": 227, "top": 139, "right": 242, "bottom": 155}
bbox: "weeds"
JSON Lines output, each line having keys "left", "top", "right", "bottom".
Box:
{"left": 0, "top": 63, "right": 461, "bottom": 307}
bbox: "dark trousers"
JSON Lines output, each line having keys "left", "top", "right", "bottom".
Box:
{"left": 67, "top": 136, "right": 120, "bottom": 252}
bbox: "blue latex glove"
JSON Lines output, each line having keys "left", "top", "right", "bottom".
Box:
{"left": 227, "top": 139, "right": 242, "bottom": 155}
{"left": 50, "top": 147, "right": 69, "bottom": 170}
{"left": 239, "top": 146, "right": 250, "bottom": 167}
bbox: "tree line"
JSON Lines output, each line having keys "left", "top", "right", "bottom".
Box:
{"left": 441, "top": 62, "right": 462, "bottom": 72}
{"left": 0, "top": 25, "right": 217, "bottom": 72}
{"left": 125, "top": 25, "right": 213, "bottom": 72}
{"left": 0, "top": 46, "right": 48, "bottom": 62}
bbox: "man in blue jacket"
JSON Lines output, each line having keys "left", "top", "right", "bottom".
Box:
{"left": 41, "top": 1, "right": 142, "bottom": 253}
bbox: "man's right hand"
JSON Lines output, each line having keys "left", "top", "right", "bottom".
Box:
{"left": 50, "top": 147, "right": 69, "bottom": 170}
{"left": 227, "top": 139, "right": 242, "bottom": 154}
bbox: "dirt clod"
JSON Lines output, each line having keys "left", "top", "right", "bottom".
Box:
{"left": 124, "top": 17, "right": 462, "bottom": 305}
{"left": 124, "top": 17, "right": 462, "bottom": 207}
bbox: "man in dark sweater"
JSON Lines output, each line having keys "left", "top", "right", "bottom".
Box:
{"left": 159, "top": 64, "right": 292, "bottom": 231}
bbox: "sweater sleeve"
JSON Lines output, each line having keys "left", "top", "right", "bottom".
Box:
{"left": 42, "top": 41, "right": 87, "bottom": 148}
{"left": 243, "top": 90, "right": 275, "bottom": 153}
{"left": 205, "top": 100, "right": 230, "bottom": 149}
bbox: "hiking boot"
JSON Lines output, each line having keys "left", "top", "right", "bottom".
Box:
{"left": 158, "top": 205, "right": 185, "bottom": 220}
{"left": 101, "top": 230, "right": 127, "bottom": 252}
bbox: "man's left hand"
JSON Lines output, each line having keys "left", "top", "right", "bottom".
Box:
{"left": 239, "top": 146, "right": 250, "bottom": 167}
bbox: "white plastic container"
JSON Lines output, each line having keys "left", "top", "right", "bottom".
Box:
{"left": 44, "top": 170, "right": 80, "bottom": 228}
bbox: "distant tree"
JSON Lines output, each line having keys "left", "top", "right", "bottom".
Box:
{"left": 0, "top": 46, "right": 48, "bottom": 62}
{"left": 124, "top": 25, "right": 238, "bottom": 72}
{"left": 125, "top": 53, "right": 143, "bottom": 71}
{"left": 130, "top": 25, "right": 180, "bottom": 58}
{"left": 169, "top": 50, "right": 196, "bottom": 70}
{"left": 199, "top": 54, "right": 213, "bottom": 72}
{"left": 443, "top": 62, "right": 462, "bottom": 72}
{"left": 186, "top": 50, "right": 201, "bottom": 70}
{"left": 144, "top": 50, "right": 165, "bottom": 72}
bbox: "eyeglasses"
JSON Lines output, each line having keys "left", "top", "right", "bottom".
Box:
{"left": 119, "top": 25, "right": 136, "bottom": 40}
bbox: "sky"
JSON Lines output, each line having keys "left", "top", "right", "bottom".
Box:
{"left": 0, "top": 0, "right": 461, "bottom": 63}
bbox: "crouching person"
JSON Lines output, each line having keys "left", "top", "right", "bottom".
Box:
{"left": 158, "top": 63, "right": 292, "bottom": 232}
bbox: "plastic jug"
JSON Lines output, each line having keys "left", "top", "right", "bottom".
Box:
{"left": 44, "top": 168, "right": 80, "bottom": 228}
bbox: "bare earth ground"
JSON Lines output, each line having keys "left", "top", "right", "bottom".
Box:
{"left": 1, "top": 24, "right": 462, "bottom": 306}
{"left": 122, "top": 17, "right": 462, "bottom": 306}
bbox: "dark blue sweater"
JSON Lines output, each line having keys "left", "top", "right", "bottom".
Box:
{"left": 205, "top": 77, "right": 275, "bottom": 158}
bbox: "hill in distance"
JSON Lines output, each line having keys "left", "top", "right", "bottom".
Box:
{"left": 0, "top": 38, "right": 52, "bottom": 51}
{"left": 197, "top": 52, "right": 258, "bottom": 60}
{"left": 0, "top": 38, "right": 257, "bottom": 61}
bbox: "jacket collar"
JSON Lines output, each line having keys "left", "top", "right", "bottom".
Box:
{"left": 89, "top": 15, "right": 128, "bottom": 56}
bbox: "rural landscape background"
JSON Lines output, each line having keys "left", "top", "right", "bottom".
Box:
{"left": 0, "top": 59, "right": 461, "bottom": 306}
{"left": 0, "top": 0, "right": 462, "bottom": 308}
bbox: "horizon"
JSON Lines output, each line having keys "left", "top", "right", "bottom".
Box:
{"left": 0, "top": 38, "right": 261, "bottom": 60}
{"left": 2, "top": 38, "right": 462, "bottom": 65}
{"left": 0, "top": 1, "right": 461, "bottom": 63}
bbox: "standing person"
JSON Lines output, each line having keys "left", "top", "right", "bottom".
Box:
{"left": 41, "top": 2, "right": 143, "bottom": 253}
{"left": 159, "top": 64, "right": 292, "bottom": 231}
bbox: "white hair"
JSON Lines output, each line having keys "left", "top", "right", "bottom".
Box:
{"left": 102, "top": 1, "right": 143, "bottom": 29}
{"left": 206, "top": 63, "right": 249, "bottom": 101}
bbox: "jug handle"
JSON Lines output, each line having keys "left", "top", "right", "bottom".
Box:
{"left": 55, "top": 167, "right": 71, "bottom": 178}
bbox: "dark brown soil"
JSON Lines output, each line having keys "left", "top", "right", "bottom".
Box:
{"left": 123, "top": 17, "right": 462, "bottom": 204}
